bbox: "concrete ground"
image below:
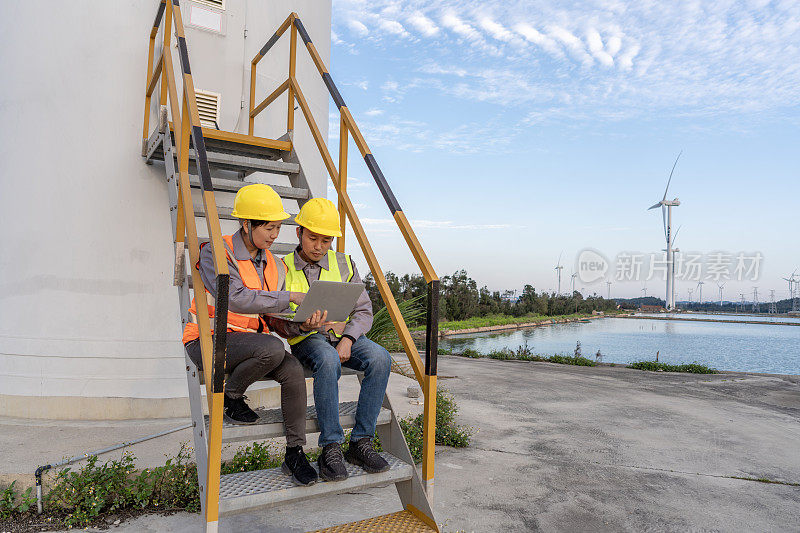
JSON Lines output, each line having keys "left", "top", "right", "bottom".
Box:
{"left": 8, "top": 356, "right": 800, "bottom": 532}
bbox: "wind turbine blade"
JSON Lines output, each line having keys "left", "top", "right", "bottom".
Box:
{"left": 662, "top": 151, "right": 682, "bottom": 201}
{"left": 557, "top": 251, "right": 563, "bottom": 267}
{"left": 672, "top": 225, "right": 682, "bottom": 244}
{"left": 648, "top": 202, "right": 662, "bottom": 210}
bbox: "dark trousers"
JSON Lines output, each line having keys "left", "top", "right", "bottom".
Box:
{"left": 185, "top": 332, "right": 308, "bottom": 447}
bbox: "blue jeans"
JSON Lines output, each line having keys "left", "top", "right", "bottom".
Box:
{"left": 291, "top": 334, "right": 391, "bottom": 447}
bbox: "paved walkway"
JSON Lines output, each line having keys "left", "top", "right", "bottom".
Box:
{"left": 11, "top": 356, "right": 800, "bottom": 532}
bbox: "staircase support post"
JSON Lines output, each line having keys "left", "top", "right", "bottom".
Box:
{"left": 337, "top": 114, "right": 348, "bottom": 252}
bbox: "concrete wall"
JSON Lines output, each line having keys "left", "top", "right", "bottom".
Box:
{"left": 0, "top": 0, "right": 331, "bottom": 419}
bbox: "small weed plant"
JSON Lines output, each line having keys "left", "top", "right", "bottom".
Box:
{"left": 400, "top": 388, "right": 473, "bottom": 463}
{"left": 0, "top": 481, "right": 36, "bottom": 519}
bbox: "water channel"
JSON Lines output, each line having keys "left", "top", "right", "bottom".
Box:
{"left": 439, "top": 316, "right": 800, "bottom": 375}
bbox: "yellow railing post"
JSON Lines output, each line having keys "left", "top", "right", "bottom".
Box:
{"left": 159, "top": 4, "right": 172, "bottom": 107}
{"left": 337, "top": 114, "right": 348, "bottom": 252}
{"left": 286, "top": 15, "right": 297, "bottom": 133}
{"left": 248, "top": 61, "right": 256, "bottom": 135}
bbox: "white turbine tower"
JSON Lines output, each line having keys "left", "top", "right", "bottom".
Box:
{"left": 648, "top": 152, "right": 682, "bottom": 311}
{"left": 717, "top": 281, "right": 725, "bottom": 307}
{"left": 606, "top": 281, "right": 612, "bottom": 299}
{"left": 570, "top": 272, "right": 577, "bottom": 295}
{"left": 697, "top": 281, "right": 704, "bottom": 305}
{"left": 555, "top": 252, "right": 564, "bottom": 295}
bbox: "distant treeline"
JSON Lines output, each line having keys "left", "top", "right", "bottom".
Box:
{"left": 363, "top": 269, "right": 619, "bottom": 322}
{"left": 614, "top": 295, "right": 797, "bottom": 314}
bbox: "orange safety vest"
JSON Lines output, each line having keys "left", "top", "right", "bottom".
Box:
{"left": 182, "top": 235, "right": 287, "bottom": 344}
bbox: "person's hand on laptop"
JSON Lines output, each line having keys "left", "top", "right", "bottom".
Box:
{"left": 300, "top": 310, "right": 335, "bottom": 332}
{"left": 336, "top": 336, "right": 352, "bottom": 363}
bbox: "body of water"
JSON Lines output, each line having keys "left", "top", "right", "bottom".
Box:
{"left": 439, "top": 317, "right": 800, "bottom": 375}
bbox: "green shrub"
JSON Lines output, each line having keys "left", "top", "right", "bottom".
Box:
{"left": 221, "top": 441, "right": 281, "bottom": 474}
{"left": 399, "top": 388, "right": 472, "bottom": 463}
{"left": 47, "top": 446, "right": 201, "bottom": 527}
{"left": 628, "top": 361, "right": 718, "bottom": 374}
{"left": 0, "top": 481, "right": 35, "bottom": 519}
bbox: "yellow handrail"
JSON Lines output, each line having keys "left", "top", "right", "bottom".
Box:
{"left": 250, "top": 13, "right": 441, "bottom": 498}
{"left": 142, "top": 1, "right": 231, "bottom": 529}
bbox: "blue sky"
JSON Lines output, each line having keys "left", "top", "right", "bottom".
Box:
{"left": 323, "top": 0, "right": 800, "bottom": 300}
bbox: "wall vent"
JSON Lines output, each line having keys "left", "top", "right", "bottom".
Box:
{"left": 194, "top": 90, "right": 221, "bottom": 129}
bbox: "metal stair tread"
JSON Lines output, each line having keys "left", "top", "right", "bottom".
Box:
{"left": 194, "top": 205, "right": 298, "bottom": 223}
{"left": 218, "top": 452, "right": 412, "bottom": 515}
{"left": 185, "top": 148, "right": 299, "bottom": 174}
{"left": 188, "top": 177, "right": 308, "bottom": 199}
{"left": 145, "top": 127, "right": 289, "bottom": 164}
{"left": 203, "top": 401, "right": 392, "bottom": 443}
{"left": 310, "top": 510, "right": 437, "bottom": 532}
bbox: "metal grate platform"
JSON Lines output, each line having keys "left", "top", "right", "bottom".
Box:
{"left": 218, "top": 452, "right": 412, "bottom": 515}
{"left": 310, "top": 510, "right": 437, "bottom": 532}
{"left": 205, "top": 401, "right": 392, "bottom": 443}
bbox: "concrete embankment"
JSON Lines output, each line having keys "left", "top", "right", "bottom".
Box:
{"left": 619, "top": 314, "right": 800, "bottom": 326}
{"left": 411, "top": 314, "right": 615, "bottom": 339}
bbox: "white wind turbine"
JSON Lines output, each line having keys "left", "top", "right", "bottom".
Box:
{"left": 717, "top": 281, "right": 726, "bottom": 307}
{"left": 554, "top": 252, "right": 564, "bottom": 295}
{"left": 648, "top": 152, "right": 682, "bottom": 311}
{"left": 570, "top": 272, "right": 577, "bottom": 295}
{"left": 697, "top": 281, "right": 704, "bottom": 304}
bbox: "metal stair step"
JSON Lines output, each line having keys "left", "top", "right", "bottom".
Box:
{"left": 186, "top": 149, "right": 300, "bottom": 174}
{"left": 218, "top": 452, "right": 412, "bottom": 515}
{"left": 189, "top": 177, "right": 309, "bottom": 200}
{"left": 205, "top": 401, "right": 392, "bottom": 443}
{"left": 194, "top": 204, "right": 298, "bottom": 224}
{"left": 310, "top": 510, "right": 438, "bottom": 532}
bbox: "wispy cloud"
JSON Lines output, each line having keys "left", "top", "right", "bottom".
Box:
{"left": 331, "top": 0, "right": 800, "bottom": 117}
{"left": 362, "top": 218, "right": 518, "bottom": 232}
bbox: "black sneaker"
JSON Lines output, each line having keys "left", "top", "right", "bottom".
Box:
{"left": 318, "top": 442, "right": 349, "bottom": 481}
{"left": 281, "top": 446, "right": 318, "bottom": 486}
{"left": 344, "top": 437, "right": 390, "bottom": 473}
{"left": 223, "top": 395, "right": 259, "bottom": 425}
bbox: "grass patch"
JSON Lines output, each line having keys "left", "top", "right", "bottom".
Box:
{"left": 400, "top": 388, "right": 473, "bottom": 464}
{"left": 449, "top": 343, "right": 597, "bottom": 367}
{"left": 627, "top": 361, "right": 719, "bottom": 374}
{"left": 413, "top": 313, "right": 599, "bottom": 332}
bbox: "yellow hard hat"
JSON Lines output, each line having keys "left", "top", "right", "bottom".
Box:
{"left": 294, "top": 198, "right": 342, "bottom": 237}
{"left": 230, "top": 184, "right": 290, "bottom": 221}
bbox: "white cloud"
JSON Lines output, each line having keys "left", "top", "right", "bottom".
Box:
{"left": 407, "top": 12, "right": 439, "bottom": 37}
{"left": 378, "top": 19, "right": 410, "bottom": 38}
{"left": 364, "top": 108, "right": 384, "bottom": 116}
{"left": 548, "top": 25, "right": 594, "bottom": 66}
{"left": 441, "top": 11, "right": 481, "bottom": 41}
{"left": 479, "top": 18, "right": 513, "bottom": 42}
{"left": 586, "top": 29, "right": 614, "bottom": 67}
{"left": 361, "top": 218, "right": 515, "bottom": 231}
{"left": 347, "top": 20, "right": 369, "bottom": 36}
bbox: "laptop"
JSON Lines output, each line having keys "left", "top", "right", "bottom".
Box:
{"left": 268, "top": 280, "right": 366, "bottom": 323}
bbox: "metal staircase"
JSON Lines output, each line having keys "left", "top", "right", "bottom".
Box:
{"left": 142, "top": 2, "right": 441, "bottom": 532}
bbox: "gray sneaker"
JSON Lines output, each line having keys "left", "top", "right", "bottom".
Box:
{"left": 318, "top": 442, "right": 349, "bottom": 481}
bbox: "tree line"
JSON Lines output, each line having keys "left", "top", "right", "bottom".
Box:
{"left": 363, "top": 269, "right": 619, "bottom": 322}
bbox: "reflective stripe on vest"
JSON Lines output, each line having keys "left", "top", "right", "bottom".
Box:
{"left": 181, "top": 235, "right": 286, "bottom": 344}
{"left": 284, "top": 249, "right": 354, "bottom": 345}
